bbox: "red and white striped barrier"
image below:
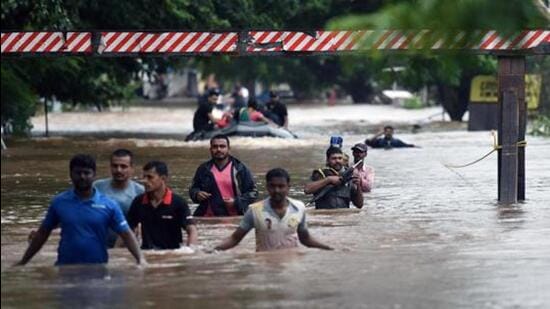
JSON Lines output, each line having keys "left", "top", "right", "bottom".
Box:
{"left": 2, "top": 30, "right": 548, "bottom": 55}
{"left": 100, "top": 32, "right": 238, "bottom": 53}
{"left": 1, "top": 32, "right": 91, "bottom": 53}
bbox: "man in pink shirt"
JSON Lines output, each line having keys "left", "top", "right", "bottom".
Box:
{"left": 351, "top": 143, "right": 375, "bottom": 193}
{"left": 189, "top": 135, "right": 258, "bottom": 216}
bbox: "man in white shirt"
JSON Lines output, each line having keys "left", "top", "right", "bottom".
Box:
{"left": 215, "top": 168, "right": 332, "bottom": 252}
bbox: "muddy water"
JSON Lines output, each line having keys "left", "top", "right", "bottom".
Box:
{"left": 2, "top": 107, "right": 550, "bottom": 308}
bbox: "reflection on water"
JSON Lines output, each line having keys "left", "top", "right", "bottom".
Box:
{"left": 2, "top": 119, "right": 550, "bottom": 308}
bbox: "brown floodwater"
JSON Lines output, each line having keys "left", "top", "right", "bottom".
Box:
{"left": 1, "top": 118, "right": 550, "bottom": 308}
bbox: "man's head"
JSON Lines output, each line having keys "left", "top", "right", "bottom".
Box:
{"left": 326, "top": 146, "right": 344, "bottom": 171}
{"left": 207, "top": 88, "right": 221, "bottom": 104}
{"left": 269, "top": 91, "right": 279, "bottom": 102}
{"left": 142, "top": 161, "right": 168, "bottom": 193}
{"left": 210, "top": 134, "right": 230, "bottom": 161}
{"left": 384, "top": 125, "right": 394, "bottom": 139}
{"left": 247, "top": 99, "right": 258, "bottom": 111}
{"left": 69, "top": 154, "right": 96, "bottom": 191}
{"left": 266, "top": 168, "right": 290, "bottom": 204}
{"left": 110, "top": 148, "right": 134, "bottom": 184}
{"left": 351, "top": 143, "right": 368, "bottom": 163}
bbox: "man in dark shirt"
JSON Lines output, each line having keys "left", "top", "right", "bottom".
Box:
{"left": 192, "top": 89, "right": 220, "bottom": 132}
{"left": 189, "top": 134, "right": 258, "bottom": 217}
{"left": 128, "top": 161, "right": 198, "bottom": 250}
{"left": 304, "top": 147, "right": 363, "bottom": 209}
{"left": 365, "top": 125, "right": 415, "bottom": 149}
{"left": 265, "top": 91, "right": 288, "bottom": 128}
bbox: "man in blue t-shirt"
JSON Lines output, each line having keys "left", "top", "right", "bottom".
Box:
{"left": 15, "top": 154, "right": 143, "bottom": 266}
{"left": 94, "top": 148, "right": 144, "bottom": 248}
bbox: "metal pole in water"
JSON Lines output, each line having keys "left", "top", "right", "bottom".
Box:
{"left": 44, "top": 97, "right": 49, "bottom": 137}
{"left": 497, "top": 56, "right": 525, "bottom": 204}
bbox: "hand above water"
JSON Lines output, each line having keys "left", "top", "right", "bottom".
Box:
{"left": 196, "top": 191, "right": 212, "bottom": 201}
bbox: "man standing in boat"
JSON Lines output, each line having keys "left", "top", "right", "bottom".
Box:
{"left": 189, "top": 134, "right": 258, "bottom": 216}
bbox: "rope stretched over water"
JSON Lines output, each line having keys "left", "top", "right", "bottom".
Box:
{"left": 444, "top": 131, "right": 526, "bottom": 169}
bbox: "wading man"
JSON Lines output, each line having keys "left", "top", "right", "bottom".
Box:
{"left": 189, "top": 134, "right": 258, "bottom": 217}
{"left": 215, "top": 168, "right": 332, "bottom": 252}
{"left": 304, "top": 147, "right": 364, "bottom": 209}
{"left": 128, "top": 161, "right": 198, "bottom": 250}
{"left": 16, "top": 154, "right": 143, "bottom": 266}
{"left": 94, "top": 148, "right": 144, "bottom": 248}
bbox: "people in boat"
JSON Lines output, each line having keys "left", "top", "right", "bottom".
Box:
{"left": 16, "top": 154, "right": 143, "bottom": 266}
{"left": 93, "top": 149, "right": 145, "bottom": 248}
{"left": 238, "top": 99, "right": 276, "bottom": 125}
{"left": 214, "top": 168, "right": 332, "bottom": 252}
{"left": 192, "top": 88, "right": 221, "bottom": 133}
{"left": 127, "top": 161, "right": 197, "bottom": 250}
{"left": 189, "top": 134, "right": 258, "bottom": 217}
{"left": 350, "top": 143, "right": 375, "bottom": 193}
{"left": 304, "top": 147, "right": 363, "bottom": 209}
{"left": 231, "top": 84, "right": 247, "bottom": 111}
{"left": 365, "top": 125, "right": 415, "bottom": 148}
{"left": 264, "top": 91, "right": 289, "bottom": 128}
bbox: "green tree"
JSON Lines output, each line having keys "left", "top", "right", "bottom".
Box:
{"left": 329, "top": 0, "right": 549, "bottom": 120}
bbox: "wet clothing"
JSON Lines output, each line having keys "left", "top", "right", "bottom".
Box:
{"left": 353, "top": 164, "right": 375, "bottom": 193}
{"left": 128, "top": 189, "right": 193, "bottom": 250}
{"left": 367, "top": 137, "right": 414, "bottom": 148}
{"left": 192, "top": 102, "right": 214, "bottom": 132}
{"left": 189, "top": 157, "right": 258, "bottom": 216}
{"left": 265, "top": 100, "right": 288, "bottom": 127}
{"left": 208, "top": 161, "right": 238, "bottom": 216}
{"left": 310, "top": 167, "right": 357, "bottom": 209}
{"left": 238, "top": 108, "right": 263, "bottom": 122}
{"left": 94, "top": 178, "right": 145, "bottom": 247}
{"left": 41, "top": 189, "right": 130, "bottom": 265}
{"left": 239, "top": 197, "right": 307, "bottom": 252}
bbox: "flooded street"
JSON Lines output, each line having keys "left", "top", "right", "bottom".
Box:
{"left": 2, "top": 104, "right": 550, "bottom": 308}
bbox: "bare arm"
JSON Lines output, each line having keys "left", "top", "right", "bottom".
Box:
{"left": 207, "top": 112, "right": 217, "bottom": 123}
{"left": 185, "top": 224, "right": 198, "bottom": 246}
{"left": 304, "top": 176, "right": 340, "bottom": 195}
{"left": 350, "top": 181, "right": 364, "bottom": 209}
{"left": 366, "top": 130, "right": 384, "bottom": 144}
{"left": 283, "top": 116, "right": 288, "bottom": 128}
{"left": 298, "top": 229, "right": 333, "bottom": 250}
{"left": 214, "top": 228, "right": 248, "bottom": 251}
{"left": 118, "top": 230, "right": 144, "bottom": 265}
{"left": 15, "top": 226, "right": 52, "bottom": 266}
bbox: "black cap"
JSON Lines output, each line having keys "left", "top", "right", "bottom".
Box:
{"left": 351, "top": 143, "right": 368, "bottom": 152}
{"left": 269, "top": 91, "right": 278, "bottom": 98}
{"left": 208, "top": 88, "right": 221, "bottom": 96}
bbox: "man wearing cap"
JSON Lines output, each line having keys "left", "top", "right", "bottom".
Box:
{"left": 264, "top": 91, "right": 288, "bottom": 128}
{"left": 351, "top": 143, "right": 375, "bottom": 193}
{"left": 192, "top": 88, "right": 220, "bottom": 133}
